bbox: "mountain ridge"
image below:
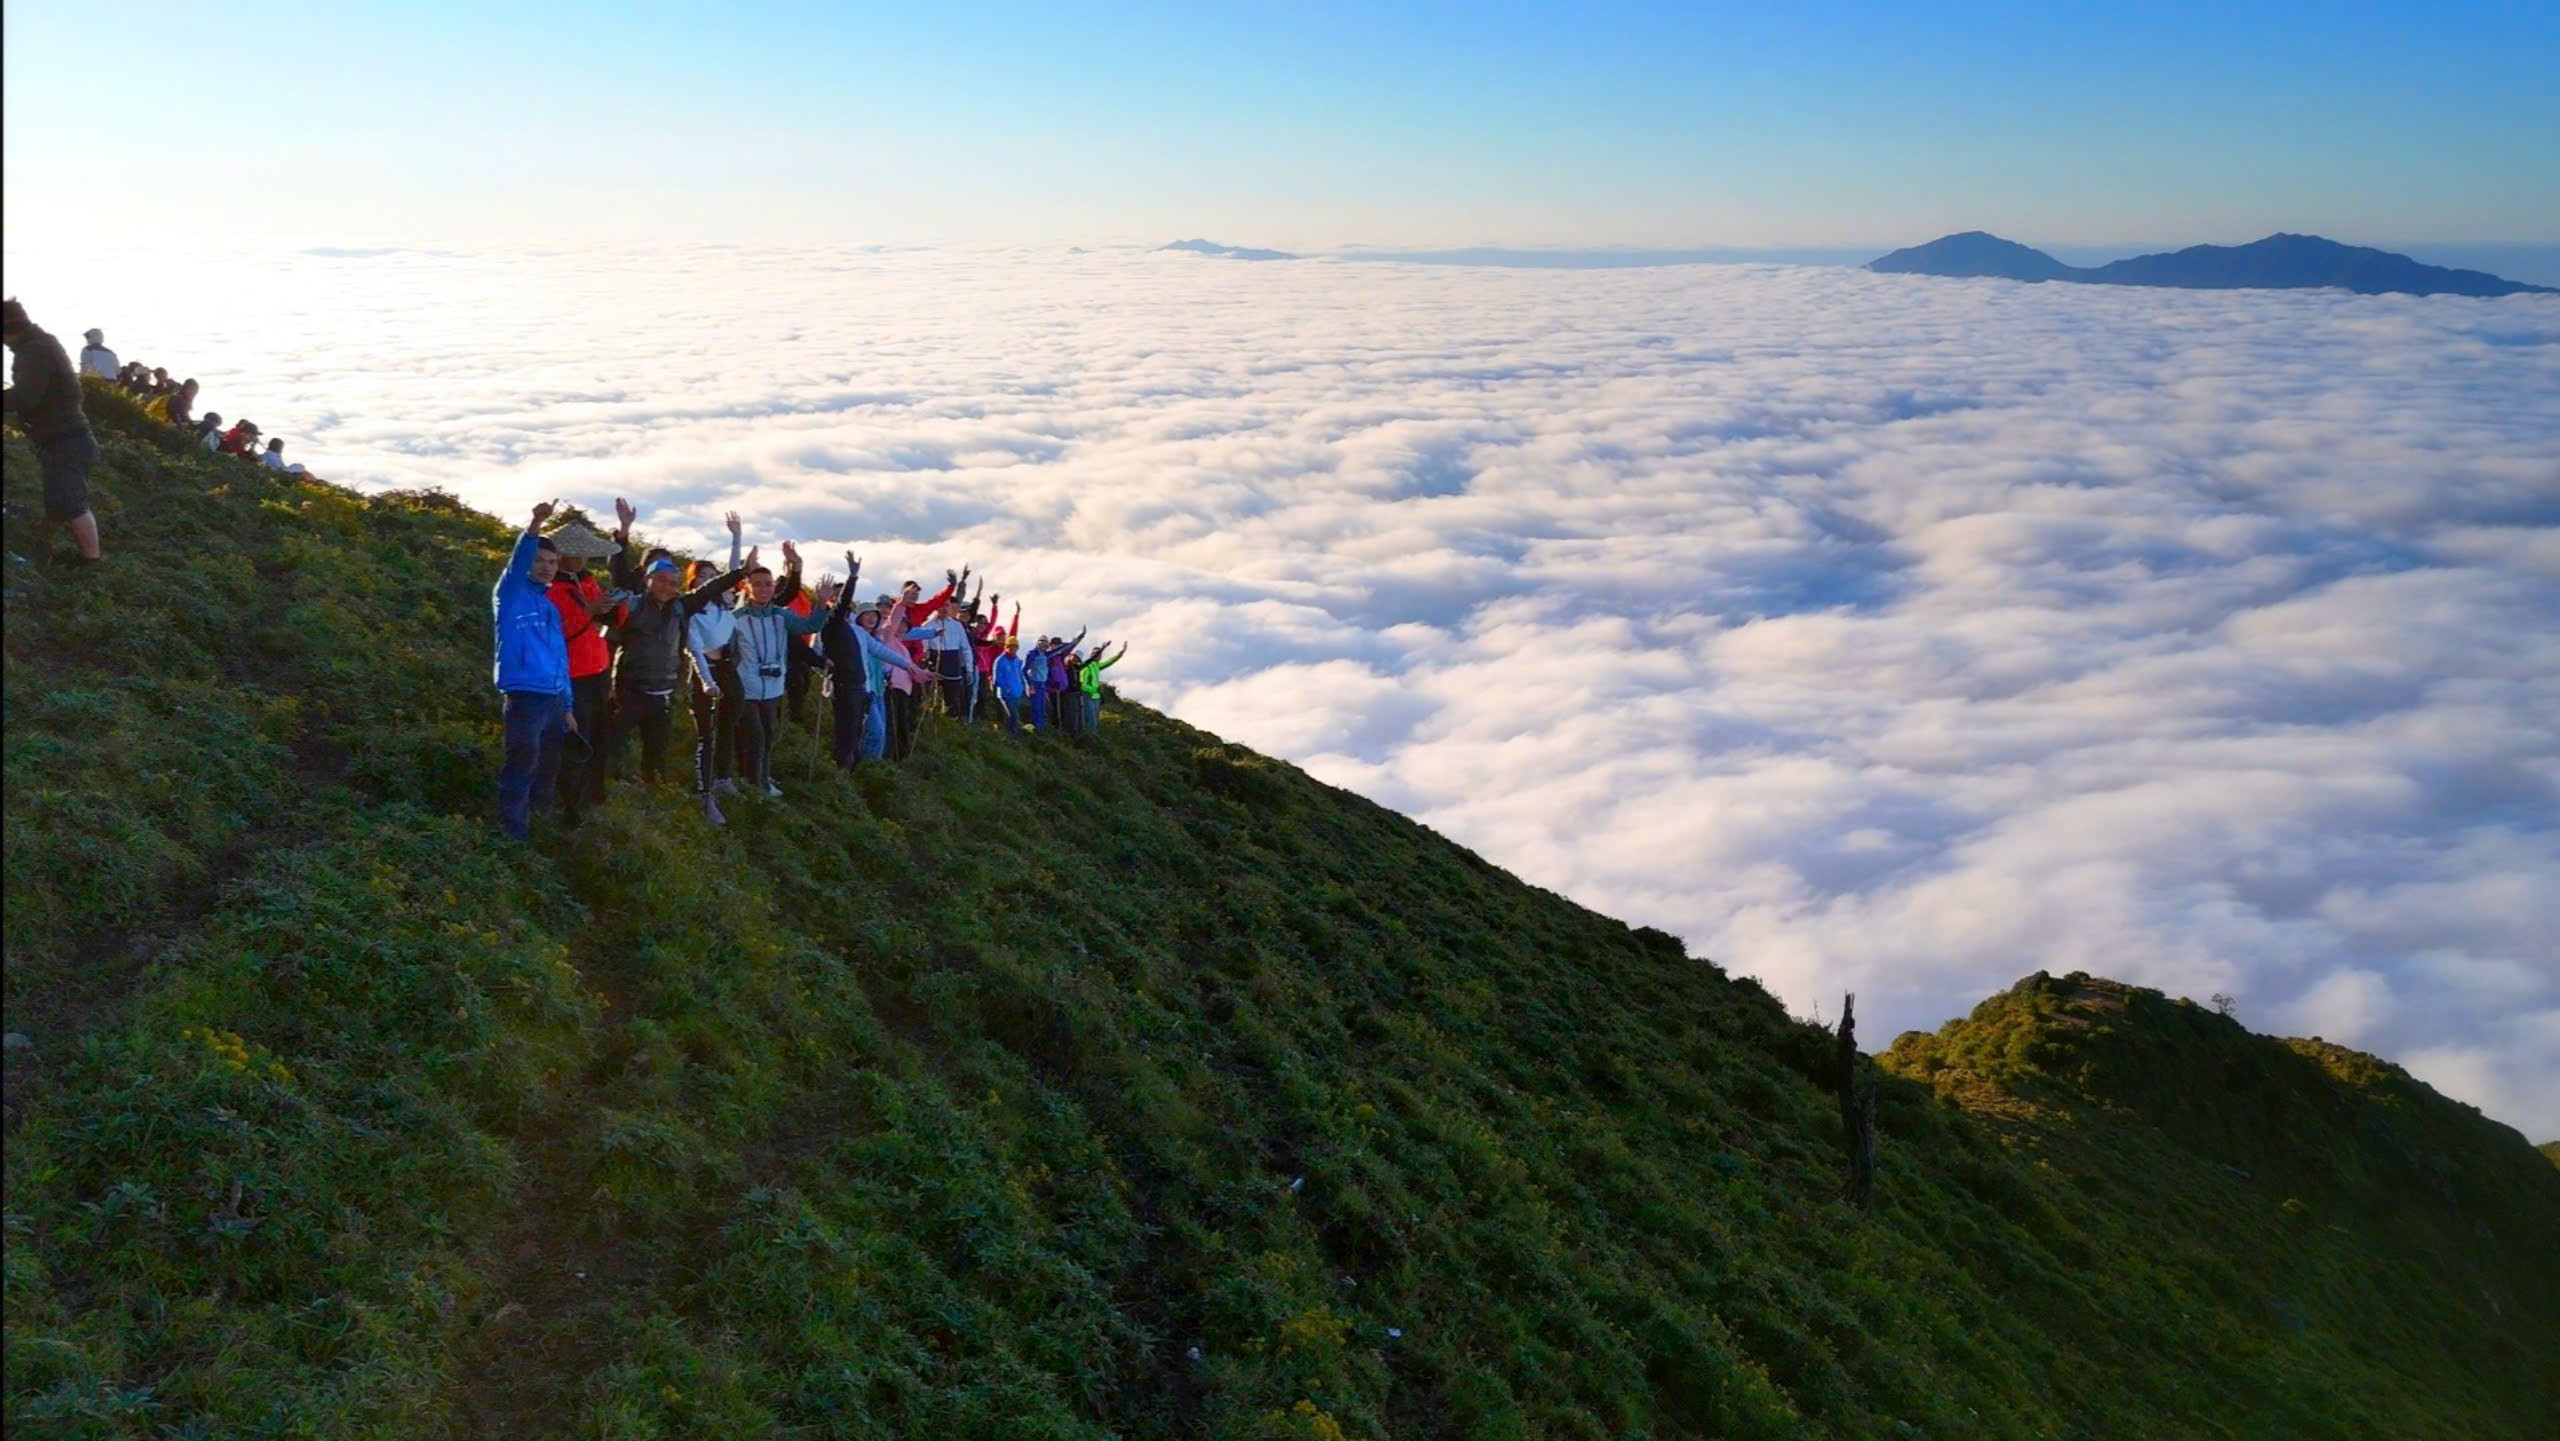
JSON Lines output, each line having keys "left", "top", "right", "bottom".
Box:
{"left": 6, "top": 383, "right": 2557, "bottom": 1438}
{"left": 1871, "top": 230, "right": 2557, "bottom": 296}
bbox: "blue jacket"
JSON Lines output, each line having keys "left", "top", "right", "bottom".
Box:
{"left": 992, "top": 652, "right": 1026, "bottom": 698}
{"left": 492, "top": 530, "right": 571, "bottom": 698}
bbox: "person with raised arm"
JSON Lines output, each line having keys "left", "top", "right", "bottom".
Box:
{"left": 664, "top": 505, "right": 751, "bottom": 806}
{"left": 817, "top": 552, "right": 933, "bottom": 770}
{"left": 492, "top": 500, "right": 577, "bottom": 840}
{"left": 906, "top": 576, "right": 978, "bottom": 722}
{"left": 606, "top": 509, "right": 748, "bottom": 824}
{"left": 1076, "top": 639, "right": 1127, "bottom": 739}
{"left": 543, "top": 518, "right": 622, "bottom": 824}
{"left": 729, "top": 539, "right": 828, "bottom": 797}
{"left": 1045, "top": 630, "right": 1087, "bottom": 736}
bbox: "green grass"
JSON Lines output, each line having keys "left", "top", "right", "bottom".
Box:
{"left": 6, "top": 385, "right": 2558, "bottom": 1439}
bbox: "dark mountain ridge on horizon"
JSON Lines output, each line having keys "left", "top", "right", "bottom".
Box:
{"left": 1872, "top": 229, "right": 2556, "bottom": 296}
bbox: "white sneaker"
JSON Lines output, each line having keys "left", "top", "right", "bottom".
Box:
{"left": 763, "top": 782, "right": 784, "bottom": 799}
{"left": 713, "top": 778, "right": 738, "bottom": 794}
{"left": 703, "top": 794, "right": 726, "bottom": 827}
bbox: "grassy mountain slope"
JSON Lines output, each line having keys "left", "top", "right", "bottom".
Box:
{"left": 7, "top": 387, "right": 2557, "bottom": 1439}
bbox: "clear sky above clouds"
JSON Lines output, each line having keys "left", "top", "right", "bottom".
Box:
{"left": 7, "top": 1, "right": 2557, "bottom": 249}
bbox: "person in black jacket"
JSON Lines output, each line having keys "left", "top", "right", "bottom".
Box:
{"left": 606, "top": 543, "right": 747, "bottom": 823}
{"left": 1, "top": 299, "right": 104, "bottom": 563}
{"left": 816, "top": 552, "right": 932, "bottom": 770}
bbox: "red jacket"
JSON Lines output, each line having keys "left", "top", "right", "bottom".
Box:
{"left": 549, "top": 572, "right": 612, "bottom": 680}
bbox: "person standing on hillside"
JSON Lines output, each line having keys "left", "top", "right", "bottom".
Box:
{"left": 729, "top": 541, "right": 828, "bottom": 798}
{"left": 1022, "top": 636, "right": 1052, "bottom": 732}
{"left": 784, "top": 581, "right": 822, "bottom": 731}
{"left": 492, "top": 500, "right": 577, "bottom": 841}
{"left": 1045, "top": 632, "right": 1087, "bottom": 736}
{"left": 817, "top": 552, "right": 933, "bottom": 770}
{"left": 544, "top": 521, "right": 622, "bottom": 824}
{"left": 78, "top": 329, "right": 117, "bottom": 380}
{"left": 990, "top": 633, "right": 1027, "bottom": 734}
{"left": 2, "top": 300, "right": 107, "bottom": 565}
{"left": 906, "top": 591, "right": 977, "bottom": 723}
{"left": 607, "top": 541, "right": 747, "bottom": 822}
{"left": 1076, "top": 640, "right": 1127, "bottom": 738}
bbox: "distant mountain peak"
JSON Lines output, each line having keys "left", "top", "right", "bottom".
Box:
{"left": 1159, "top": 238, "right": 1299, "bottom": 262}
{"left": 1870, "top": 230, "right": 2554, "bottom": 297}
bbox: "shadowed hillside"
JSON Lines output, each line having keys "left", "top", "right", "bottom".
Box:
{"left": 6, "top": 384, "right": 2557, "bottom": 1439}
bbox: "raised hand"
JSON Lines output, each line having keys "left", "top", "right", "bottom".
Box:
{"left": 746, "top": 545, "right": 760, "bottom": 571}
{"left": 725, "top": 510, "right": 743, "bottom": 537}
{"left": 531, "top": 498, "right": 557, "bottom": 526}
{"left": 845, "top": 550, "right": 860, "bottom": 579}
{"left": 614, "top": 496, "right": 637, "bottom": 533}
{"left": 781, "top": 539, "right": 801, "bottom": 571}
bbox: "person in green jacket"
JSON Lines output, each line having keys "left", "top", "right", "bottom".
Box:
{"left": 1076, "top": 640, "right": 1127, "bottom": 739}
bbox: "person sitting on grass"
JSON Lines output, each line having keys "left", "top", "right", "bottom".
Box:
{"left": 492, "top": 500, "right": 578, "bottom": 841}
{"left": 164, "top": 378, "right": 199, "bottom": 430}
{"left": 219, "top": 419, "right": 259, "bottom": 456}
{"left": 262, "top": 437, "right": 310, "bottom": 475}
{"left": 2, "top": 298, "right": 107, "bottom": 565}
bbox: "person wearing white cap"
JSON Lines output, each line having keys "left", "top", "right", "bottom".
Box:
{"left": 78, "top": 329, "right": 117, "bottom": 381}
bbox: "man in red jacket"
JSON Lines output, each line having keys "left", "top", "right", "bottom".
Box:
{"left": 545, "top": 521, "right": 623, "bottom": 822}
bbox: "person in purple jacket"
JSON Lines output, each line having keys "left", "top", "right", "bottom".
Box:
{"left": 1043, "top": 629, "right": 1084, "bottom": 736}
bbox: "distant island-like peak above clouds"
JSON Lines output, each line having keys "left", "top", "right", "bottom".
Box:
{"left": 1871, "top": 231, "right": 2556, "bottom": 296}
{"left": 1159, "top": 238, "right": 1301, "bottom": 261}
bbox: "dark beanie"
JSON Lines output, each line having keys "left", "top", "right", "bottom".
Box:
{"left": 536, "top": 537, "right": 560, "bottom": 554}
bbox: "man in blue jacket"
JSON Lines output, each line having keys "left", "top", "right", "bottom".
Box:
{"left": 493, "top": 499, "right": 577, "bottom": 839}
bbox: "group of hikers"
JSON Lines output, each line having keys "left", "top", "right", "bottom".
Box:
{"left": 77, "top": 324, "right": 313, "bottom": 476}
{"left": 4, "top": 300, "right": 323, "bottom": 567}
{"left": 493, "top": 496, "right": 1130, "bottom": 836}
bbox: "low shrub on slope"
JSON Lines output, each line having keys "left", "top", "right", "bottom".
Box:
{"left": 6, "top": 388, "right": 2556, "bottom": 1439}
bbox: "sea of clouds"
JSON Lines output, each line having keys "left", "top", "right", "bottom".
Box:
{"left": 17, "top": 241, "right": 2558, "bottom": 1138}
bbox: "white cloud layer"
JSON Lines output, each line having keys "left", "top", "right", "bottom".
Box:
{"left": 15, "top": 242, "right": 2558, "bottom": 1139}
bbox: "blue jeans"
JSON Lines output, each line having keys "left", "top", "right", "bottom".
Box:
{"left": 863, "top": 690, "right": 888, "bottom": 759}
{"left": 498, "top": 690, "right": 567, "bottom": 839}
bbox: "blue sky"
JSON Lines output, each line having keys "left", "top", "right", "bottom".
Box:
{"left": 7, "top": 1, "right": 2557, "bottom": 248}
